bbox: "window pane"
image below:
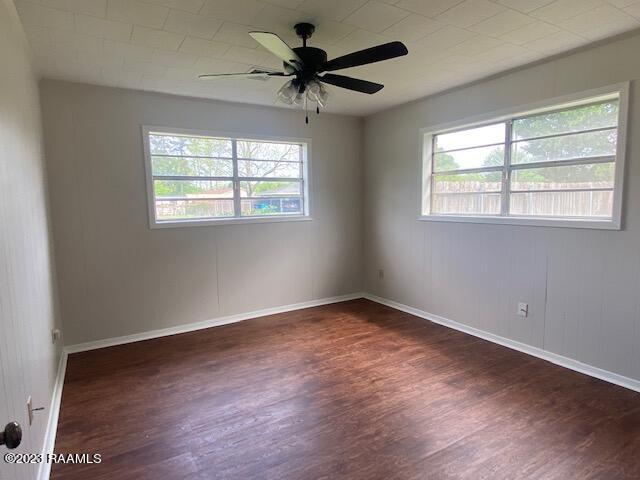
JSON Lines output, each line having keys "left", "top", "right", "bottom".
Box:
{"left": 434, "top": 145, "right": 504, "bottom": 171}
{"left": 510, "top": 191, "right": 613, "bottom": 218}
{"left": 240, "top": 180, "right": 301, "bottom": 197}
{"left": 155, "top": 199, "right": 234, "bottom": 220}
{"left": 512, "top": 100, "right": 618, "bottom": 140}
{"left": 153, "top": 180, "right": 233, "bottom": 199}
{"left": 238, "top": 160, "right": 301, "bottom": 179}
{"left": 433, "top": 171, "right": 502, "bottom": 194}
{"left": 511, "top": 129, "right": 617, "bottom": 164}
{"left": 236, "top": 140, "right": 301, "bottom": 161}
{"left": 435, "top": 123, "right": 505, "bottom": 151}
{"left": 149, "top": 134, "right": 232, "bottom": 157}
{"left": 511, "top": 163, "right": 614, "bottom": 191}
{"left": 432, "top": 193, "right": 501, "bottom": 215}
{"left": 241, "top": 198, "right": 302, "bottom": 216}
{"left": 151, "top": 156, "right": 233, "bottom": 177}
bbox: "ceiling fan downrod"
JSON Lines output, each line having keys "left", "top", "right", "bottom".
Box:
{"left": 294, "top": 23, "right": 315, "bottom": 48}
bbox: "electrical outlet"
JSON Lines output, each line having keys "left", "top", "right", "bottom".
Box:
{"left": 51, "top": 328, "right": 61, "bottom": 343}
{"left": 378, "top": 269, "right": 384, "bottom": 280}
{"left": 517, "top": 302, "right": 529, "bottom": 318}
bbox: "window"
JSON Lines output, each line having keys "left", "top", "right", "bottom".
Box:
{"left": 421, "top": 85, "right": 628, "bottom": 229}
{"left": 143, "top": 127, "right": 310, "bottom": 227}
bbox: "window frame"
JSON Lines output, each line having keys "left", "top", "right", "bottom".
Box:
{"left": 142, "top": 126, "right": 312, "bottom": 228}
{"left": 419, "top": 83, "right": 629, "bottom": 230}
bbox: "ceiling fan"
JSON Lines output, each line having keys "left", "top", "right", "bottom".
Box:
{"left": 199, "top": 23, "right": 408, "bottom": 123}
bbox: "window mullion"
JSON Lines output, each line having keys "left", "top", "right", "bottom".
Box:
{"left": 298, "top": 145, "right": 305, "bottom": 215}
{"left": 430, "top": 134, "right": 436, "bottom": 214}
{"left": 232, "top": 139, "right": 241, "bottom": 217}
{"left": 501, "top": 120, "right": 513, "bottom": 217}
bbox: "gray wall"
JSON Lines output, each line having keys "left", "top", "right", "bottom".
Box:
{"left": 364, "top": 33, "right": 640, "bottom": 382}
{"left": 38, "top": 24, "right": 640, "bottom": 384}
{"left": 40, "top": 81, "right": 363, "bottom": 346}
{"left": 0, "top": 1, "right": 62, "bottom": 478}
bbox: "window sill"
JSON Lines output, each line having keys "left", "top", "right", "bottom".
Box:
{"left": 151, "top": 215, "right": 312, "bottom": 229}
{"left": 418, "top": 214, "right": 621, "bottom": 230}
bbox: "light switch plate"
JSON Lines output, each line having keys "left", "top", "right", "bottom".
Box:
{"left": 517, "top": 302, "right": 529, "bottom": 317}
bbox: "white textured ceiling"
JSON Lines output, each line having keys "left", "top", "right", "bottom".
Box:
{"left": 15, "top": 0, "right": 640, "bottom": 116}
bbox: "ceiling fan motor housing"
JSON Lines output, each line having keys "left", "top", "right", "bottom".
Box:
{"left": 289, "top": 22, "right": 328, "bottom": 87}
{"left": 289, "top": 47, "right": 328, "bottom": 85}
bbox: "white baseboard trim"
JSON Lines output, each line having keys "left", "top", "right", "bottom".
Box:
{"left": 363, "top": 293, "right": 640, "bottom": 393}
{"left": 65, "top": 292, "right": 365, "bottom": 354}
{"left": 38, "top": 349, "right": 68, "bottom": 480}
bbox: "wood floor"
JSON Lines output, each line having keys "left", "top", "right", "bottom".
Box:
{"left": 52, "top": 299, "right": 640, "bottom": 480}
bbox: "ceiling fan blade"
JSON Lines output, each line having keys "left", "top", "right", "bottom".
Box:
{"left": 321, "top": 41, "right": 407, "bottom": 72}
{"left": 199, "top": 69, "right": 289, "bottom": 79}
{"left": 249, "top": 32, "right": 302, "bottom": 69}
{"left": 319, "top": 73, "right": 384, "bottom": 94}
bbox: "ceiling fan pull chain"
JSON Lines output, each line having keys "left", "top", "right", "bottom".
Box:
{"left": 316, "top": 103, "right": 320, "bottom": 115}
{"left": 305, "top": 94, "right": 309, "bottom": 124}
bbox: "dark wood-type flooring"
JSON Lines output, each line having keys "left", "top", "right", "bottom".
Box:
{"left": 52, "top": 299, "right": 640, "bottom": 479}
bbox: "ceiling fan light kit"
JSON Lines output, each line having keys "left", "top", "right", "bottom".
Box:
{"left": 277, "top": 79, "right": 327, "bottom": 106}
{"left": 199, "top": 22, "right": 408, "bottom": 123}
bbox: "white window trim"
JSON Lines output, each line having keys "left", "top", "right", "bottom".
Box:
{"left": 142, "top": 126, "right": 312, "bottom": 229}
{"left": 418, "top": 83, "right": 629, "bottom": 230}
